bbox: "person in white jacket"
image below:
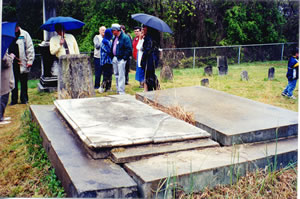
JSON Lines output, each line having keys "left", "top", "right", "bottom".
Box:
{"left": 93, "top": 26, "right": 106, "bottom": 89}
{"left": 8, "top": 24, "right": 35, "bottom": 105}
{"left": 50, "top": 23, "right": 80, "bottom": 58}
{"left": 49, "top": 23, "right": 80, "bottom": 76}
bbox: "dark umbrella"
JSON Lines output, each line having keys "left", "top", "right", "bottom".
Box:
{"left": 1, "top": 22, "right": 16, "bottom": 59}
{"left": 40, "top": 16, "right": 85, "bottom": 32}
{"left": 131, "top": 13, "right": 172, "bottom": 34}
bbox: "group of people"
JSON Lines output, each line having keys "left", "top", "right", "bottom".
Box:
{"left": 49, "top": 22, "right": 161, "bottom": 95}
{"left": 91, "top": 23, "right": 160, "bottom": 94}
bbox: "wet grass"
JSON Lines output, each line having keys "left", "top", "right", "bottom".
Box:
{"left": 0, "top": 60, "right": 297, "bottom": 197}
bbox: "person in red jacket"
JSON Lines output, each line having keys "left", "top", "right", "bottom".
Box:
{"left": 132, "top": 26, "right": 144, "bottom": 88}
{"left": 132, "top": 26, "right": 141, "bottom": 61}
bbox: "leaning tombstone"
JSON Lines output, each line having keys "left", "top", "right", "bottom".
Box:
{"left": 58, "top": 54, "right": 95, "bottom": 99}
{"left": 204, "top": 65, "right": 213, "bottom": 76}
{"left": 160, "top": 65, "right": 173, "bottom": 81}
{"left": 201, "top": 78, "right": 209, "bottom": 86}
{"left": 268, "top": 67, "right": 275, "bottom": 80}
{"left": 240, "top": 70, "right": 249, "bottom": 81}
{"left": 217, "top": 56, "right": 228, "bottom": 75}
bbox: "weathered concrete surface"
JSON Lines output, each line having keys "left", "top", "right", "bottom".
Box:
{"left": 58, "top": 54, "right": 95, "bottom": 99}
{"left": 136, "top": 86, "right": 298, "bottom": 145}
{"left": 111, "top": 138, "right": 219, "bottom": 163}
{"left": 30, "top": 105, "right": 138, "bottom": 198}
{"left": 54, "top": 95, "right": 211, "bottom": 154}
{"left": 125, "top": 137, "right": 297, "bottom": 198}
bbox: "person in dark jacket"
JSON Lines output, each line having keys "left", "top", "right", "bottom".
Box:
{"left": 141, "top": 25, "right": 160, "bottom": 91}
{"left": 282, "top": 47, "right": 299, "bottom": 99}
{"left": 121, "top": 25, "right": 132, "bottom": 85}
{"left": 111, "top": 23, "right": 132, "bottom": 94}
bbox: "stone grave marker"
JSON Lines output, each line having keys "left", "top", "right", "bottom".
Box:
{"left": 241, "top": 70, "right": 249, "bottom": 81}
{"left": 268, "top": 67, "right": 275, "bottom": 80}
{"left": 217, "top": 56, "right": 228, "bottom": 75}
{"left": 160, "top": 65, "right": 173, "bottom": 81}
{"left": 58, "top": 54, "right": 95, "bottom": 99}
{"left": 201, "top": 78, "right": 209, "bottom": 86}
{"left": 204, "top": 65, "right": 213, "bottom": 76}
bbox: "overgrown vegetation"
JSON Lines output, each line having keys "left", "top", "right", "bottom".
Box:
{"left": 2, "top": 0, "right": 299, "bottom": 50}
{"left": 0, "top": 108, "right": 65, "bottom": 197}
{"left": 0, "top": 61, "right": 297, "bottom": 197}
{"left": 176, "top": 164, "right": 297, "bottom": 199}
{"left": 21, "top": 110, "right": 65, "bottom": 197}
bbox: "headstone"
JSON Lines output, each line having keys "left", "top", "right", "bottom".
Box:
{"left": 58, "top": 54, "right": 95, "bottom": 99}
{"left": 241, "top": 70, "right": 249, "bottom": 81}
{"left": 268, "top": 67, "right": 275, "bottom": 80}
{"left": 204, "top": 65, "right": 213, "bottom": 76}
{"left": 217, "top": 56, "right": 228, "bottom": 75}
{"left": 160, "top": 65, "right": 173, "bottom": 81}
{"left": 201, "top": 78, "right": 209, "bottom": 86}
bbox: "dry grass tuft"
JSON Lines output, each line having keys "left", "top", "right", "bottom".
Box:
{"left": 144, "top": 98, "right": 196, "bottom": 126}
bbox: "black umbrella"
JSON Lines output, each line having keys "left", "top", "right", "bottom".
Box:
{"left": 131, "top": 13, "right": 172, "bottom": 34}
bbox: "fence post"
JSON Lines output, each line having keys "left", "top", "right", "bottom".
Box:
{"left": 281, "top": 43, "right": 284, "bottom": 61}
{"left": 238, "top": 46, "right": 241, "bottom": 64}
{"left": 193, "top": 48, "right": 196, "bottom": 69}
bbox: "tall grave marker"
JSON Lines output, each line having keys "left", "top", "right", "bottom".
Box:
{"left": 58, "top": 54, "right": 95, "bottom": 99}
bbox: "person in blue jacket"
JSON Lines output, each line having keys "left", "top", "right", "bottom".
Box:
{"left": 282, "top": 47, "right": 299, "bottom": 99}
{"left": 99, "top": 28, "right": 113, "bottom": 93}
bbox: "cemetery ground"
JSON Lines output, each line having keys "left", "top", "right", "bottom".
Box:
{"left": 0, "top": 60, "right": 297, "bottom": 198}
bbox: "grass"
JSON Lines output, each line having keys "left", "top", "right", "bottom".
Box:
{"left": 0, "top": 60, "right": 297, "bottom": 197}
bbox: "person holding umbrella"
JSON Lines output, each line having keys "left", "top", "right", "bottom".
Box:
{"left": 49, "top": 23, "right": 80, "bottom": 76}
{"left": 1, "top": 22, "right": 17, "bottom": 124}
{"left": 141, "top": 25, "right": 160, "bottom": 91}
{"left": 131, "top": 13, "right": 172, "bottom": 91}
{"left": 50, "top": 23, "right": 80, "bottom": 58}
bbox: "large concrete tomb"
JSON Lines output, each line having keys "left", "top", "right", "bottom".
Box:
{"left": 54, "top": 94, "right": 211, "bottom": 158}
{"left": 136, "top": 86, "right": 298, "bottom": 145}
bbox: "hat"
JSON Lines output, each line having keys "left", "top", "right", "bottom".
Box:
{"left": 111, "top": 23, "right": 121, "bottom": 31}
{"left": 104, "top": 28, "right": 113, "bottom": 40}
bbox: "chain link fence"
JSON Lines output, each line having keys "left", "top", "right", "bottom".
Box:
{"left": 160, "top": 42, "right": 298, "bottom": 69}
{"left": 30, "top": 42, "right": 298, "bottom": 79}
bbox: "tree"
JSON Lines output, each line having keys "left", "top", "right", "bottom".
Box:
{"left": 220, "top": 1, "right": 287, "bottom": 45}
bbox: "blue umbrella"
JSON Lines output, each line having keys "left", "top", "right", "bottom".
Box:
{"left": 131, "top": 13, "right": 172, "bottom": 34}
{"left": 40, "top": 16, "right": 85, "bottom": 32}
{"left": 1, "top": 22, "right": 16, "bottom": 59}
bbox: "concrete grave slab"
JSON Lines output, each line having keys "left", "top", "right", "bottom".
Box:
{"left": 30, "top": 105, "right": 138, "bottom": 198}
{"left": 136, "top": 86, "right": 298, "bottom": 145}
{"left": 125, "top": 137, "right": 298, "bottom": 198}
{"left": 111, "top": 138, "right": 219, "bottom": 163}
{"left": 54, "top": 95, "right": 211, "bottom": 157}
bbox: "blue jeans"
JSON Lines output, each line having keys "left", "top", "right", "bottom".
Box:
{"left": 0, "top": 93, "right": 9, "bottom": 121}
{"left": 94, "top": 58, "right": 103, "bottom": 89}
{"left": 283, "top": 79, "right": 298, "bottom": 97}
